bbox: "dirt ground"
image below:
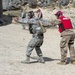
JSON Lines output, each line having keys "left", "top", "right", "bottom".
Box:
{"left": 0, "top": 23, "right": 75, "bottom": 75}
{"left": 0, "top": 7, "right": 75, "bottom": 75}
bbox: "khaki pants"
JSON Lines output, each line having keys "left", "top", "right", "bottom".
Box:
{"left": 60, "top": 29, "right": 75, "bottom": 62}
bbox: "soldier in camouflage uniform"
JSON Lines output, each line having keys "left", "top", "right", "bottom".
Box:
{"left": 21, "top": 11, "right": 45, "bottom": 64}
{"left": 54, "top": 11, "right": 75, "bottom": 65}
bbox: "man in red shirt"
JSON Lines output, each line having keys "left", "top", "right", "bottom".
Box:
{"left": 55, "top": 11, "right": 75, "bottom": 65}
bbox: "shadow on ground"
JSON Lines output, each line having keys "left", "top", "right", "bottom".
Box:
{"left": 29, "top": 56, "right": 60, "bottom": 63}
{"left": 44, "top": 57, "right": 60, "bottom": 62}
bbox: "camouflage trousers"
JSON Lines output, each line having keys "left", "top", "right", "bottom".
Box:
{"left": 60, "top": 29, "right": 75, "bottom": 62}
{"left": 26, "top": 36, "right": 43, "bottom": 57}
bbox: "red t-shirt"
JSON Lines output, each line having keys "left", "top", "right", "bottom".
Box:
{"left": 58, "top": 16, "right": 73, "bottom": 33}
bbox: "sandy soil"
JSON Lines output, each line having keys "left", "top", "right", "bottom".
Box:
{"left": 0, "top": 7, "right": 75, "bottom": 75}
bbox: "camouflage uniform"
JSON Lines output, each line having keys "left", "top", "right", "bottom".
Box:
{"left": 21, "top": 17, "right": 45, "bottom": 63}
{"left": 26, "top": 17, "right": 44, "bottom": 57}
{"left": 60, "top": 29, "right": 75, "bottom": 62}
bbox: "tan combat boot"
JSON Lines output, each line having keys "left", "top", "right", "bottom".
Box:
{"left": 57, "top": 61, "right": 67, "bottom": 65}
{"left": 71, "top": 61, "right": 75, "bottom": 65}
{"left": 21, "top": 55, "right": 30, "bottom": 64}
{"left": 38, "top": 56, "right": 45, "bottom": 63}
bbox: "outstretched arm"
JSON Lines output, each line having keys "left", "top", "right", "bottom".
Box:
{"left": 49, "top": 19, "right": 61, "bottom": 26}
